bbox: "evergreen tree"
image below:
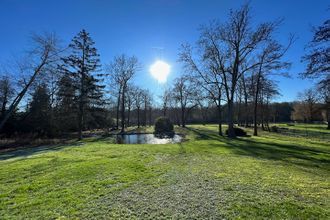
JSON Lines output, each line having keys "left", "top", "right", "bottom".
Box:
{"left": 56, "top": 74, "right": 78, "bottom": 132}
{"left": 61, "top": 29, "right": 104, "bottom": 139}
{"left": 27, "top": 84, "right": 51, "bottom": 136}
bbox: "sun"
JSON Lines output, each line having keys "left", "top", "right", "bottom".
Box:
{"left": 149, "top": 60, "right": 171, "bottom": 83}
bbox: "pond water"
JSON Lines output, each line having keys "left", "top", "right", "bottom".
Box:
{"left": 111, "top": 133, "right": 183, "bottom": 144}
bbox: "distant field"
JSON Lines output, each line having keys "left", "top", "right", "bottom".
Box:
{"left": 0, "top": 125, "right": 329, "bottom": 219}
{"left": 273, "top": 123, "right": 330, "bottom": 133}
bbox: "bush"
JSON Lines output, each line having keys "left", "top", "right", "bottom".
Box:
{"left": 270, "top": 126, "right": 279, "bottom": 132}
{"left": 225, "top": 127, "right": 247, "bottom": 136}
{"left": 154, "top": 117, "right": 174, "bottom": 136}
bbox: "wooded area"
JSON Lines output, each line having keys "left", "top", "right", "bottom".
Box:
{"left": 0, "top": 4, "right": 328, "bottom": 141}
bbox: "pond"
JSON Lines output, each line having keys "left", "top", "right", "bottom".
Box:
{"left": 111, "top": 133, "right": 183, "bottom": 144}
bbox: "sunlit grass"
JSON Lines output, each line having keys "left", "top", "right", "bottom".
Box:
{"left": 0, "top": 125, "right": 329, "bottom": 219}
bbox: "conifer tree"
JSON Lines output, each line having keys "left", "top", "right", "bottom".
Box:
{"left": 61, "top": 29, "right": 104, "bottom": 139}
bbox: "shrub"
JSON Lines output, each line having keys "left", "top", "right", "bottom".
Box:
{"left": 270, "top": 126, "right": 279, "bottom": 132}
{"left": 225, "top": 127, "right": 247, "bottom": 136}
{"left": 154, "top": 117, "right": 174, "bottom": 136}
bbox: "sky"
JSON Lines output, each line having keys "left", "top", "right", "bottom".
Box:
{"left": 0, "top": 0, "right": 328, "bottom": 103}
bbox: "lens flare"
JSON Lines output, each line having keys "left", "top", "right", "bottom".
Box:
{"left": 149, "top": 60, "right": 171, "bottom": 83}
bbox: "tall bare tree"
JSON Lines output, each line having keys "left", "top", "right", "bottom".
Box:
{"left": 301, "top": 19, "right": 330, "bottom": 129}
{"left": 161, "top": 87, "right": 171, "bottom": 117}
{"left": 179, "top": 43, "right": 224, "bottom": 135}
{"left": 108, "top": 55, "right": 139, "bottom": 133}
{"left": 0, "top": 33, "right": 60, "bottom": 131}
{"left": 180, "top": 4, "right": 286, "bottom": 137}
{"left": 142, "top": 89, "right": 152, "bottom": 126}
{"left": 293, "top": 88, "right": 320, "bottom": 123}
{"left": 251, "top": 39, "right": 291, "bottom": 135}
{"left": 132, "top": 86, "right": 144, "bottom": 128}
{"left": 172, "top": 75, "right": 197, "bottom": 127}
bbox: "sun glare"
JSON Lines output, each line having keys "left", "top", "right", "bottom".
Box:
{"left": 149, "top": 60, "right": 171, "bottom": 83}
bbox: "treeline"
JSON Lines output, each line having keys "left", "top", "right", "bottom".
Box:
{"left": 0, "top": 30, "right": 153, "bottom": 139}
{"left": 0, "top": 4, "right": 328, "bottom": 140}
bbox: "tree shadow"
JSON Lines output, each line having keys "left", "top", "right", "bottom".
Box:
{"left": 0, "top": 142, "right": 82, "bottom": 161}
{"left": 187, "top": 126, "right": 330, "bottom": 171}
{"left": 185, "top": 127, "right": 221, "bottom": 140}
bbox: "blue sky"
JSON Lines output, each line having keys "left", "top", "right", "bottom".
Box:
{"left": 0, "top": 0, "right": 328, "bottom": 102}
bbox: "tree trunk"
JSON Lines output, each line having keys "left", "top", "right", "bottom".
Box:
{"left": 1, "top": 95, "right": 7, "bottom": 117}
{"left": 181, "top": 106, "right": 185, "bottom": 127}
{"left": 217, "top": 105, "right": 223, "bottom": 136}
{"left": 148, "top": 107, "right": 152, "bottom": 126}
{"left": 78, "top": 73, "right": 85, "bottom": 140}
{"left": 253, "top": 94, "right": 259, "bottom": 136}
{"left": 261, "top": 94, "right": 265, "bottom": 131}
{"left": 227, "top": 100, "right": 236, "bottom": 137}
{"left": 78, "top": 101, "right": 83, "bottom": 140}
{"left": 237, "top": 96, "right": 242, "bottom": 126}
{"left": 0, "top": 61, "right": 47, "bottom": 131}
{"left": 121, "top": 85, "right": 126, "bottom": 133}
{"left": 137, "top": 107, "right": 140, "bottom": 128}
{"left": 253, "top": 70, "right": 262, "bottom": 136}
{"left": 242, "top": 77, "right": 249, "bottom": 127}
{"left": 127, "top": 106, "right": 130, "bottom": 127}
{"left": 327, "top": 107, "right": 330, "bottom": 130}
{"left": 116, "top": 89, "right": 121, "bottom": 129}
{"left": 144, "top": 100, "right": 147, "bottom": 126}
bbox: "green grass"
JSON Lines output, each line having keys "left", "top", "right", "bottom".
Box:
{"left": 273, "top": 123, "right": 330, "bottom": 133}
{"left": 0, "top": 125, "right": 329, "bottom": 219}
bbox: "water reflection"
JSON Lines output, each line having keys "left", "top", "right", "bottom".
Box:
{"left": 113, "top": 134, "right": 183, "bottom": 144}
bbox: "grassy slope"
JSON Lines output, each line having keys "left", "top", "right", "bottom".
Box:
{"left": 0, "top": 125, "right": 329, "bottom": 219}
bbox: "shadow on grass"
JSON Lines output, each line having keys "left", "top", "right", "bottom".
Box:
{"left": 185, "top": 127, "right": 219, "bottom": 140}
{"left": 0, "top": 142, "right": 82, "bottom": 161}
{"left": 187, "top": 126, "right": 330, "bottom": 170}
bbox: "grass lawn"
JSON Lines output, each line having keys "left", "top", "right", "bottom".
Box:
{"left": 0, "top": 125, "right": 329, "bottom": 219}
{"left": 273, "top": 123, "right": 330, "bottom": 133}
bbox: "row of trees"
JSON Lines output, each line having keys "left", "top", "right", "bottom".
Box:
{"left": 178, "top": 4, "right": 293, "bottom": 136}
{"left": 292, "top": 88, "right": 328, "bottom": 123}
{"left": 0, "top": 30, "right": 155, "bottom": 139}
{"left": 0, "top": 4, "right": 328, "bottom": 140}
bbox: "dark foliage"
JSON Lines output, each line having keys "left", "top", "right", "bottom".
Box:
{"left": 60, "top": 29, "right": 105, "bottom": 139}
{"left": 154, "top": 117, "right": 174, "bottom": 136}
{"left": 225, "top": 127, "right": 247, "bottom": 136}
{"left": 270, "top": 126, "right": 279, "bottom": 132}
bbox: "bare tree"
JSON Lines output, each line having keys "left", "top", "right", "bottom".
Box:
{"left": 108, "top": 55, "right": 139, "bottom": 133}
{"left": 180, "top": 4, "right": 285, "bottom": 137}
{"left": 301, "top": 19, "right": 330, "bottom": 129}
{"left": 179, "top": 43, "right": 224, "bottom": 135}
{"left": 142, "top": 89, "right": 152, "bottom": 126}
{"left": 251, "top": 39, "right": 291, "bottom": 135}
{"left": 126, "top": 84, "right": 135, "bottom": 127}
{"left": 160, "top": 87, "right": 171, "bottom": 117}
{"left": 293, "top": 88, "right": 320, "bottom": 123}
{"left": 0, "top": 33, "right": 60, "bottom": 131}
{"left": 258, "top": 77, "right": 280, "bottom": 130}
{"left": 172, "top": 75, "right": 197, "bottom": 127}
{"left": 130, "top": 85, "right": 144, "bottom": 128}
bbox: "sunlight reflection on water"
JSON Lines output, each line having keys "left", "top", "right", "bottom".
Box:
{"left": 112, "top": 134, "right": 183, "bottom": 144}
